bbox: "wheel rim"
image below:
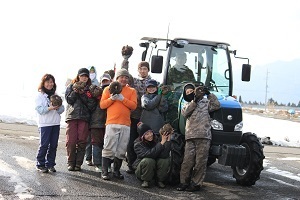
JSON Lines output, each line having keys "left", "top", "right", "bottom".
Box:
{"left": 235, "top": 143, "right": 250, "bottom": 176}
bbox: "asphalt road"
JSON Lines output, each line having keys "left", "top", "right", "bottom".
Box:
{"left": 0, "top": 123, "right": 299, "bottom": 200}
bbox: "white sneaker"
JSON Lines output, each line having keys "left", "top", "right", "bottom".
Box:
{"left": 95, "top": 165, "right": 102, "bottom": 173}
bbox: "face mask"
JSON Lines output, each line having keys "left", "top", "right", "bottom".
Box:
{"left": 186, "top": 93, "right": 195, "bottom": 102}
{"left": 90, "top": 73, "right": 96, "bottom": 80}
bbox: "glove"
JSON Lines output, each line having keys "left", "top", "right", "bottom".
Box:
{"left": 194, "top": 86, "right": 204, "bottom": 102}
{"left": 116, "top": 94, "right": 124, "bottom": 101}
{"left": 110, "top": 94, "right": 118, "bottom": 101}
{"left": 161, "top": 85, "right": 170, "bottom": 95}
{"left": 203, "top": 86, "right": 210, "bottom": 95}
{"left": 158, "top": 88, "right": 162, "bottom": 95}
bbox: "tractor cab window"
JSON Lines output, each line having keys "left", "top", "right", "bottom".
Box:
{"left": 167, "top": 44, "right": 230, "bottom": 96}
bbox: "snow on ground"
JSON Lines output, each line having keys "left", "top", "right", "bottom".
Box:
{"left": 0, "top": 109, "right": 299, "bottom": 147}
{"left": 243, "top": 113, "right": 300, "bottom": 147}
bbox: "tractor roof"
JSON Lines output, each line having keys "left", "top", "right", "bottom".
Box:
{"left": 141, "top": 37, "right": 230, "bottom": 46}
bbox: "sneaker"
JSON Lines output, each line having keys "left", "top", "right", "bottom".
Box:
{"left": 68, "top": 165, "right": 75, "bottom": 171}
{"left": 157, "top": 181, "right": 165, "bottom": 188}
{"left": 113, "top": 171, "right": 124, "bottom": 179}
{"left": 185, "top": 184, "right": 201, "bottom": 192}
{"left": 74, "top": 166, "right": 81, "bottom": 171}
{"left": 36, "top": 166, "right": 48, "bottom": 173}
{"left": 48, "top": 167, "right": 56, "bottom": 172}
{"left": 176, "top": 183, "right": 189, "bottom": 191}
{"left": 126, "top": 166, "right": 135, "bottom": 174}
{"left": 85, "top": 160, "right": 93, "bottom": 166}
{"left": 141, "top": 181, "right": 149, "bottom": 188}
{"left": 95, "top": 165, "right": 102, "bottom": 173}
{"left": 102, "top": 172, "right": 110, "bottom": 180}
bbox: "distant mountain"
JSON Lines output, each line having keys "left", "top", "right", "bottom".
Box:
{"left": 233, "top": 59, "right": 300, "bottom": 105}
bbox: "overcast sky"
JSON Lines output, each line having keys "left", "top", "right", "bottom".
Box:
{"left": 0, "top": 0, "right": 299, "bottom": 94}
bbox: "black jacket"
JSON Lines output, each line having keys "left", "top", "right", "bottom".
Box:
{"left": 65, "top": 84, "right": 97, "bottom": 122}
{"left": 133, "top": 136, "right": 171, "bottom": 169}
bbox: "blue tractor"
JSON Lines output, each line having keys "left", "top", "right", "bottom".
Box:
{"left": 139, "top": 37, "right": 264, "bottom": 186}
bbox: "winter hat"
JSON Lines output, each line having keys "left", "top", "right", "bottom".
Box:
{"left": 137, "top": 123, "right": 152, "bottom": 138}
{"left": 138, "top": 61, "right": 150, "bottom": 71}
{"left": 100, "top": 73, "right": 111, "bottom": 82}
{"left": 78, "top": 68, "right": 89, "bottom": 76}
{"left": 145, "top": 79, "right": 158, "bottom": 88}
{"left": 115, "top": 68, "right": 130, "bottom": 79}
{"left": 89, "top": 66, "right": 96, "bottom": 73}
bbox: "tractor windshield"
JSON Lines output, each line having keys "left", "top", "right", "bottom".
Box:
{"left": 166, "top": 43, "right": 230, "bottom": 95}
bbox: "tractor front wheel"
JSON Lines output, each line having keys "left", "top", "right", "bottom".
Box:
{"left": 232, "top": 132, "right": 265, "bottom": 186}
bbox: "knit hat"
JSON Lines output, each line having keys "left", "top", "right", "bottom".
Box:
{"left": 115, "top": 68, "right": 130, "bottom": 79}
{"left": 145, "top": 79, "right": 158, "bottom": 88}
{"left": 78, "top": 68, "right": 89, "bottom": 76}
{"left": 100, "top": 73, "right": 111, "bottom": 82}
{"left": 137, "top": 123, "right": 152, "bottom": 138}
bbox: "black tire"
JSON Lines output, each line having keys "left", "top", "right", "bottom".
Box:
{"left": 207, "top": 156, "right": 216, "bottom": 167}
{"left": 166, "top": 133, "right": 185, "bottom": 185}
{"left": 232, "top": 132, "right": 265, "bottom": 186}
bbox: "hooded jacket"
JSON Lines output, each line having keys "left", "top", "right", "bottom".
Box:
{"left": 133, "top": 135, "right": 171, "bottom": 170}
{"left": 88, "top": 66, "right": 99, "bottom": 86}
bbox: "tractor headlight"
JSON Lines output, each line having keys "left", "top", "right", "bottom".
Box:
{"left": 234, "top": 121, "right": 243, "bottom": 131}
{"left": 211, "top": 120, "right": 223, "bottom": 130}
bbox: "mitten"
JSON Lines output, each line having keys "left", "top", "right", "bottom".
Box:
{"left": 203, "top": 86, "right": 210, "bottom": 95}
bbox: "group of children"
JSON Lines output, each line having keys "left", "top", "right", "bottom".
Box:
{"left": 34, "top": 62, "right": 220, "bottom": 192}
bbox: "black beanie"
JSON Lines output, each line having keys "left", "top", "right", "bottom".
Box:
{"left": 137, "top": 123, "right": 152, "bottom": 137}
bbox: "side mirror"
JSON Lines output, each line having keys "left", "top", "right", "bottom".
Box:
{"left": 151, "top": 55, "right": 163, "bottom": 73}
{"left": 241, "top": 64, "right": 251, "bottom": 81}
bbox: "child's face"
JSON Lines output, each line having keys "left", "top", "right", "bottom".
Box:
{"left": 144, "top": 130, "right": 154, "bottom": 141}
{"left": 79, "top": 74, "right": 89, "bottom": 83}
{"left": 146, "top": 86, "right": 157, "bottom": 94}
{"left": 185, "top": 88, "right": 194, "bottom": 95}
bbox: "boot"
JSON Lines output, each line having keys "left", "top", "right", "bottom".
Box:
{"left": 113, "top": 157, "right": 124, "bottom": 179}
{"left": 102, "top": 157, "right": 111, "bottom": 180}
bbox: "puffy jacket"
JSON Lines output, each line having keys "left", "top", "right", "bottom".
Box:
{"left": 65, "top": 83, "right": 97, "bottom": 122}
{"left": 140, "top": 93, "right": 168, "bottom": 134}
{"left": 133, "top": 136, "right": 171, "bottom": 170}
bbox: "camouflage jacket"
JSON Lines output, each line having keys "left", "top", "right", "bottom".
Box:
{"left": 130, "top": 75, "right": 152, "bottom": 119}
{"left": 168, "top": 65, "right": 195, "bottom": 85}
{"left": 181, "top": 93, "right": 220, "bottom": 140}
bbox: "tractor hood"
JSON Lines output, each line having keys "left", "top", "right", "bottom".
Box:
{"left": 214, "top": 93, "right": 241, "bottom": 109}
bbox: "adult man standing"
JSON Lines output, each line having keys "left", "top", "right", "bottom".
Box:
{"left": 100, "top": 69, "right": 137, "bottom": 180}
{"left": 126, "top": 61, "right": 152, "bottom": 174}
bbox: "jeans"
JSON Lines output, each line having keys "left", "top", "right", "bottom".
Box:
{"left": 36, "top": 125, "right": 60, "bottom": 168}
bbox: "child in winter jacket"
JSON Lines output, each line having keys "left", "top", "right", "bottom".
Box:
{"left": 140, "top": 79, "right": 168, "bottom": 134}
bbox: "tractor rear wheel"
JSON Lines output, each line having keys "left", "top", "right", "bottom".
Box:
{"left": 166, "top": 133, "right": 185, "bottom": 185}
{"left": 232, "top": 132, "right": 264, "bottom": 186}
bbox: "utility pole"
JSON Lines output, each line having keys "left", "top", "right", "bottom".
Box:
{"left": 264, "top": 69, "right": 269, "bottom": 111}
